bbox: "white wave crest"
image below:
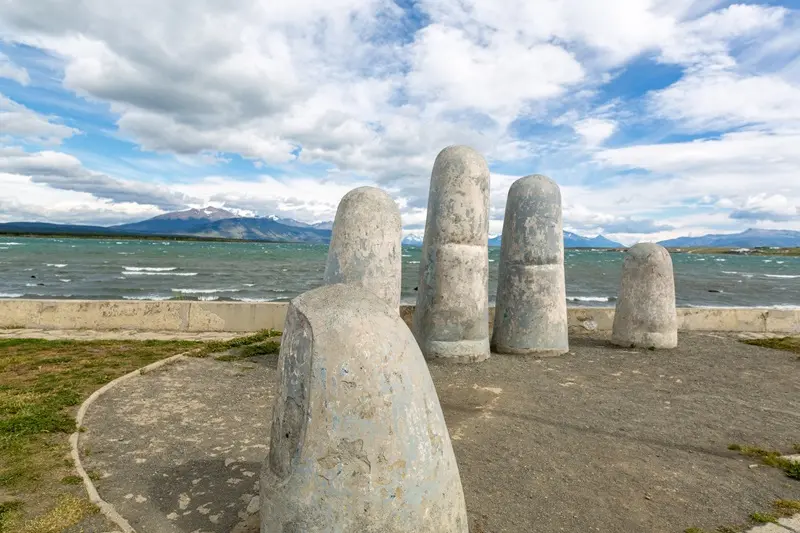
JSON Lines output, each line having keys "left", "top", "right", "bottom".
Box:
{"left": 123, "top": 266, "right": 176, "bottom": 272}
{"left": 123, "top": 272, "right": 198, "bottom": 277}
{"left": 171, "top": 288, "right": 240, "bottom": 294}
{"left": 45, "top": 263, "right": 67, "bottom": 268}
{"left": 568, "top": 296, "right": 613, "bottom": 302}
{"left": 0, "top": 293, "right": 23, "bottom": 298}
{"left": 764, "top": 274, "right": 800, "bottom": 279}
{"left": 122, "top": 295, "right": 172, "bottom": 301}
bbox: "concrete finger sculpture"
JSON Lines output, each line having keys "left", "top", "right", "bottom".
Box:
{"left": 412, "top": 145, "right": 490, "bottom": 363}
{"left": 323, "top": 186, "right": 402, "bottom": 309}
{"left": 492, "top": 175, "right": 568, "bottom": 356}
{"left": 261, "top": 284, "right": 469, "bottom": 533}
{"left": 611, "top": 243, "right": 678, "bottom": 349}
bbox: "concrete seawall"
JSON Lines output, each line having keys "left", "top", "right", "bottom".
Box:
{"left": 0, "top": 299, "right": 798, "bottom": 334}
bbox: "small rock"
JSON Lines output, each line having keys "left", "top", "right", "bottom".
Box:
{"left": 246, "top": 496, "right": 260, "bottom": 514}
{"left": 749, "top": 464, "right": 759, "bottom": 469}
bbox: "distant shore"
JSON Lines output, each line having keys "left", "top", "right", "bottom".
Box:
{"left": 663, "top": 247, "right": 800, "bottom": 257}
{"left": 3, "top": 230, "right": 800, "bottom": 256}
{"left": 0, "top": 230, "right": 295, "bottom": 245}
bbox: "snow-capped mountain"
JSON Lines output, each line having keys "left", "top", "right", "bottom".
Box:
{"left": 402, "top": 234, "right": 424, "bottom": 246}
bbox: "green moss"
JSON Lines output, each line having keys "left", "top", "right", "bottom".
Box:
{"left": 749, "top": 512, "right": 777, "bottom": 523}
{"left": 727, "top": 444, "right": 800, "bottom": 481}
{"left": 742, "top": 337, "right": 800, "bottom": 355}
{"left": 774, "top": 500, "right": 800, "bottom": 516}
{"left": 201, "top": 330, "right": 280, "bottom": 355}
{"left": 60, "top": 475, "right": 82, "bottom": 485}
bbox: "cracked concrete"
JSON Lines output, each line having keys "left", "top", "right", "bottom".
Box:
{"left": 78, "top": 332, "right": 800, "bottom": 532}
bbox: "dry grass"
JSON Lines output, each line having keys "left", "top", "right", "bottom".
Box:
{"left": 0, "top": 331, "right": 278, "bottom": 532}
{"left": 16, "top": 495, "right": 98, "bottom": 533}
{"left": 742, "top": 336, "right": 800, "bottom": 356}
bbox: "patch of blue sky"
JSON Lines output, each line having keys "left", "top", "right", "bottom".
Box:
{"left": 595, "top": 57, "right": 684, "bottom": 103}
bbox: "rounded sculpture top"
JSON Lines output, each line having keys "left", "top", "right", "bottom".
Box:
{"left": 337, "top": 186, "right": 400, "bottom": 218}
{"left": 624, "top": 242, "right": 672, "bottom": 265}
{"left": 426, "top": 145, "right": 490, "bottom": 245}
{"left": 510, "top": 174, "right": 561, "bottom": 202}
{"left": 324, "top": 186, "right": 402, "bottom": 308}
{"left": 502, "top": 174, "right": 563, "bottom": 265}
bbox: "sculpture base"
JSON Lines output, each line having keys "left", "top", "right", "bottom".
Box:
{"left": 424, "top": 338, "right": 491, "bottom": 363}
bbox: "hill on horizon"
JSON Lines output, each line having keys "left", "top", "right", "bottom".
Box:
{"left": 658, "top": 228, "right": 800, "bottom": 248}
{"left": 3, "top": 209, "right": 798, "bottom": 249}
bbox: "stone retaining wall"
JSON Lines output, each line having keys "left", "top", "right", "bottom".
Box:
{"left": 0, "top": 299, "right": 798, "bottom": 334}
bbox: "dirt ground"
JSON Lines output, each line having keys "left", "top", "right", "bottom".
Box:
{"left": 78, "top": 331, "right": 800, "bottom": 533}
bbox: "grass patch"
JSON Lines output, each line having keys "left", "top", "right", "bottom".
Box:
{"left": 742, "top": 336, "right": 800, "bottom": 355}
{"left": 15, "top": 494, "right": 97, "bottom": 533}
{"left": 774, "top": 500, "right": 800, "bottom": 516}
{"left": 0, "top": 331, "right": 277, "bottom": 530}
{"left": 215, "top": 340, "right": 281, "bottom": 361}
{"left": 200, "top": 329, "right": 280, "bottom": 356}
{"left": 0, "top": 501, "right": 23, "bottom": 531}
{"left": 749, "top": 512, "right": 777, "bottom": 523}
{"left": 728, "top": 444, "right": 800, "bottom": 480}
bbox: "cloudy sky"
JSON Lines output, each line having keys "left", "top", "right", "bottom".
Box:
{"left": 0, "top": 0, "right": 798, "bottom": 244}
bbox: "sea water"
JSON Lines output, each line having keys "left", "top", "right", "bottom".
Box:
{"left": 0, "top": 237, "right": 798, "bottom": 307}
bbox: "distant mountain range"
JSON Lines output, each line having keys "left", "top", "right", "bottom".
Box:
{"left": 658, "top": 229, "right": 800, "bottom": 248}
{"left": 0, "top": 208, "right": 333, "bottom": 243}
{"left": 1, "top": 208, "right": 797, "bottom": 248}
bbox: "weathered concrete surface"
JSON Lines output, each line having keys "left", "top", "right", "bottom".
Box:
{"left": 79, "top": 356, "right": 274, "bottom": 533}
{"left": 777, "top": 515, "right": 800, "bottom": 532}
{"left": 1, "top": 299, "right": 799, "bottom": 334}
{"left": 0, "top": 299, "right": 286, "bottom": 332}
{"left": 413, "top": 146, "right": 491, "bottom": 363}
{"left": 492, "top": 175, "right": 568, "bottom": 356}
{"left": 80, "top": 332, "right": 800, "bottom": 533}
{"left": 0, "top": 328, "right": 242, "bottom": 341}
{"left": 324, "top": 186, "right": 402, "bottom": 309}
{"left": 262, "top": 284, "right": 467, "bottom": 532}
{"left": 612, "top": 243, "right": 678, "bottom": 349}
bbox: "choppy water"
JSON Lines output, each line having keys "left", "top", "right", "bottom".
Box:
{"left": 0, "top": 237, "right": 798, "bottom": 307}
